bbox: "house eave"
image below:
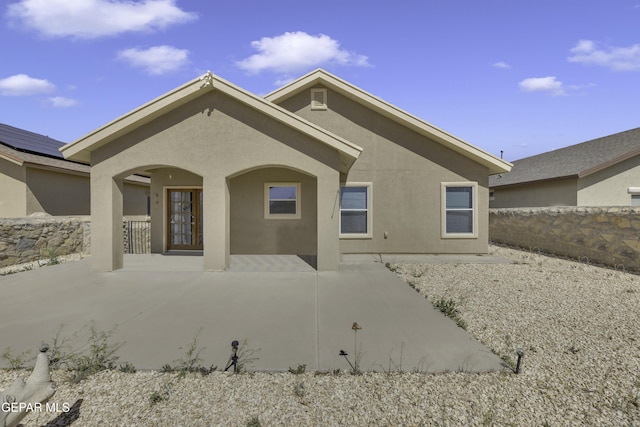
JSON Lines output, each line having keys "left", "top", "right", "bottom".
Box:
{"left": 578, "top": 149, "right": 640, "bottom": 178}
{"left": 61, "top": 72, "right": 362, "bottom": 172}
{"left": 266, "top": 69, "right": 512, "bottom": 175}
{"left": 490, "top": 174, "right": 578, "bottom": 189}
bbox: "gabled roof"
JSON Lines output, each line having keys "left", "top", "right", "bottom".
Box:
{"left": 0, "top": 123, "right": 148, "bottom": 184}
{"left": 61, "top": 71, "right": 362, "bottom": 172}
{"left": 490, "top": 127, "right": 640, "bottom": 188}
{"left": 266, "top": 69, "right": 512, "bottom": 175}
{"left": 0, "top": 123, "right": 65, "bottom": 159}
{"left": 0, "top": 123, "right": 89, "bottom": 174}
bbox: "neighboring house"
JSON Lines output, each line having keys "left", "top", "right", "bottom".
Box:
{"left": 0, "top": 123, "right": 150, "bottom": 218}
{"left": 489, "top": 127, "right": 640, "bottom": 208}
{"left": 60, "top": 69, "right": 511, "bottom": 272}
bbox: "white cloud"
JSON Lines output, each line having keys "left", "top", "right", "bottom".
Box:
{"left": 235, "top": 31, "right": 370, "bottom": 76}
{"left": 117, "top": 45, "right": 189, "bottom": 75}
{"left": 0, "top": 74, "right": 56, "bottom": 96}
{"left": 48, "top": 96, "right": 78, "bottom": 107}
{"left": 519, "top": 76, "right": 565, "bottom": 96}
{"left": 568, "top": 39, "right": 640, "bottom": 71}
{"left": 492, "top": 61, "right": 511, "bottom": 69}
{"left": 6, "top": 0, "right": 197, "bottom": 39}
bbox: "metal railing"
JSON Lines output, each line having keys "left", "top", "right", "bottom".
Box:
{"left": 124, "top": 220, "right": 150, "bottom": 254}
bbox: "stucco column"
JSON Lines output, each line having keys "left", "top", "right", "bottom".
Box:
{"left": 90, "top": 173, "right": 124, "bottom": 271}
{"left": 316, "top": 171, "right": 341, "bottom": 270}
{"left": 203, "top": 174, "right": 229, "bottom": 271}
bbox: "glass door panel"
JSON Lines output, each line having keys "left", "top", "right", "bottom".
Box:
{"left": 167, "top": 189, "right": 203, "bottom": 250}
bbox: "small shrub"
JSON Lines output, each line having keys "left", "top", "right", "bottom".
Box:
{"left": 246, "top": 416, "right": 262, "bottom": 427}
{"left": 149, "top": 380, "right": 173, "bottom": 407}
{"left": 385, "top": 262, "right": 398, "bottom": 272}
{"left": 433, "top": 298, "right": 467, "bottom": 330}
{"left": 62, "top": 322, "right": 123, "bottom": 383}
{"left": 233, "top": 340, "right": 260, "bottom": 373}
{"left": 170, "top": 329, "right": 217, "bottom": 376}
{"left": 45, "top": 248, "right": 60, "bottom": 266}
{"left": 288, "top": 364, "right": 306, "bottom": 375}
{"left": 2, "top": 348, "right": 32, "bottom": 369}
{"left": 119, "top": 362, "right": 136, "bottom": 373}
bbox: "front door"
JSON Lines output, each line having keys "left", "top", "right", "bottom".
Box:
{"left": 167, "top": 189, "right": 203, "bottom": 250}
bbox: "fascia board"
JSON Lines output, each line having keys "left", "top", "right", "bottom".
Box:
{"left": 0, "top": 151, "right": 24, "bottom": 166}
{"left": 61, "top": 71, "right": 362, "bottom": 167}
{"left": 60, "top": 77, "right": 209, "bottom": 163}
{"left": 268, "top": 70, "right": 512, "bottom": 175}
{"left": 490, "top": 174, "right": 577, "bottom": 189}
{"left": 578, "top": 149, "right": 640, "bottom": 178}
{"left": 213, "top": 75, "right": 362, "bottom": 161}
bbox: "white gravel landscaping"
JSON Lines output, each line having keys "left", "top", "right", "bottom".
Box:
{"left": 2, "top": 246, "right": 639, "bottom": 426}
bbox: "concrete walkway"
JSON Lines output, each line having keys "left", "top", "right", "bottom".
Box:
{"left": 0, "top": 255, "right": 507, "bottom": 373}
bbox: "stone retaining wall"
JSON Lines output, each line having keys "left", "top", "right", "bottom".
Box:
{"left": 0, "top": 216, "right": 91, "bottom": 268}
{"left": 490, "top": 207, "right": 640, "bottom": 271}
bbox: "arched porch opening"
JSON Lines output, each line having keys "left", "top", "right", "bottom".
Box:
{"left": 90, "top": 164, "right": 204, "bottom": 272}
{"left": 228, "top": 166, "right": 318, "bottom": 267}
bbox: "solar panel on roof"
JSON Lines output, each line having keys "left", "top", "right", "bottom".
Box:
{"left": 0, "top": 123, "right": 66, "bottom": 159}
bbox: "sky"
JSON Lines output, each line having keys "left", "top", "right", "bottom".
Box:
{"left": 1, "top": 0, "right": 640, "bottom": 162}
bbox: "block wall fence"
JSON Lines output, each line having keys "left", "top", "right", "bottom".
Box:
{"left": 490, "top": 207, "right": 640, "bottom": 272}
{"left": 0, "top": 217, "right": 150, "bottom": 268}
{"left": 2, "top": 210, "right": 639, "bottom": 271}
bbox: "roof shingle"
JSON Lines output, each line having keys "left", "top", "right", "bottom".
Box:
{"left": 490, "top": 127, "right": 640, "bottom": 187}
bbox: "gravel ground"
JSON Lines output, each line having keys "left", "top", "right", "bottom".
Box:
{"left": 2, "top": 246, "right": 640, "bottom": 426}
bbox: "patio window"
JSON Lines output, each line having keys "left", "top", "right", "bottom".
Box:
{"left": 265, "top": 182, "right": 301, "bottom": 219}
{"left": 340, "top": 183, "right": 372, "bottom": 238}
{"left": 442, "top": 182, "right": 478, "bottom": 238}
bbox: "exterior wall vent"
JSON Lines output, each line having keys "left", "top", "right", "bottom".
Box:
{"left": 310, "top": 88, "right": 327, "bottom": 110}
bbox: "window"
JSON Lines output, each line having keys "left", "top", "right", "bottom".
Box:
{"left": 310, "top": 88, "right": 327, "bottom": 110}
{"left": 340, "top": 183, "right": 372, "bottom": 238}
{"left": 264, "top": 182, "right": 301, "bottom": 219}
{"left": 628, "top": 188, "right": 640, "bottom": 206}
{"left": 442, "top": 182, "right": 478, "bottom": 238}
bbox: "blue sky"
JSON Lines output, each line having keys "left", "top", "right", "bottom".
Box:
{"left": 1, "top": 0, "right": 639, "bottom": 161}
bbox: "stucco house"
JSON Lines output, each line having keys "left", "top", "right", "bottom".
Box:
{"left": 489, "top": 127, "right": 640, "bottom": 208}
{"left": 0, "top": 123, "right": 149, "bottom": 218}
{"left": 60, "top": 69, "right": 511, "bottom": 272}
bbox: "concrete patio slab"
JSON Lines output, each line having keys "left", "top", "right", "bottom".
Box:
{"left": 0, "top": 255, "right": 507, "bottom": 373}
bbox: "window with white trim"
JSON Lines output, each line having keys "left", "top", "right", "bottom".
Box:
{"left": 442, "top": 182, "right": 478, "bottom": 238}
{"left": 339, "top": 183, "right": 372, "bottom": 238}
{"left": 264, "top": 182, "right": 301, "bottom": 219}
{"left": 632, "top": 195, "right": 640, "bottom": 207}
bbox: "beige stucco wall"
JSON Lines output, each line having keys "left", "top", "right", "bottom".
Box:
{"left": 230, "top": 168, "right": 317, "bottom": 255}
{"left": 490, "top": 178, "right": 577, "bottom": 208}
{"left": 26, "top": 166, "right": 90, "bottom": 215}
{"left": 0, "top": 158, "right": 27, "bottom": 217}
{"left": 122, "top": 182, "right": 149, "bottom": 219}
{"left": 89, "top": 90, "right": 342, "bottom": 271}
{"left": 578, "top": 156, "right": 640, "bottom": 206}
{"left": 26, "top": 166, "right": 148, "bottom": 217}
{"left": 277, "top": 86, "right": 490, "bottom": 254}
